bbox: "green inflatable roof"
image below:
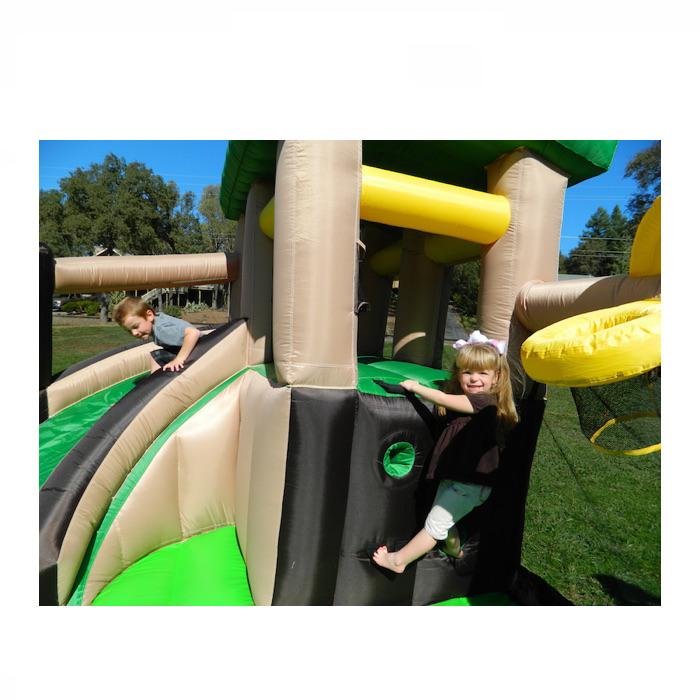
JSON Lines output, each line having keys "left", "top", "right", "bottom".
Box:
{"left": 219, "top": 139, "right": 618, "bottom": 220}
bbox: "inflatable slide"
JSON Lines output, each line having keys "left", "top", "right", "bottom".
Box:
{"left": 39, "top": 140, "right": 660, "bottom": 605}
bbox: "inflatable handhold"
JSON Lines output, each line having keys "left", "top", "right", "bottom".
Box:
{"left": 520, "top": 298, "right": 661, "bottom": 387}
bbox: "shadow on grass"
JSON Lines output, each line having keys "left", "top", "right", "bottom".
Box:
{"left": 510, "top": 566, "right": 574, "bottom": 606}
{"left": 594, "top": 574, "right": 660, "bottom": 605}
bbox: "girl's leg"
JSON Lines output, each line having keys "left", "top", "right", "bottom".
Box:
{"left": 373, "top": 529, "right": 437, "bottom": 574}
{"left": 441, "top": 525, "right": 462, "bottom": 558}
{"left": 373, "top": 482, "right": 492, "bottom": 573}
{"left": 440, "top": 484, "right": 492, "bottom": 558}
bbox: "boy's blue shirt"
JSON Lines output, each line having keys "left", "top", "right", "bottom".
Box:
{"left": 152, "top": 312, "right": 196, "bottom": 351}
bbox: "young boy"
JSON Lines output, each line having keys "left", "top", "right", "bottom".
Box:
{"left": 113, "top": 296, "right": 201, "bottom": 373}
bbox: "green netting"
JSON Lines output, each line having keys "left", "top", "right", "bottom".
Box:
{"left": 92, "top": 526, "right": 254, "bottom": 606}
{"left": 570, "top": 368, "right": 661, "bottom": 456}
{"left": 39, "top": 374, "right": 147, "bottom": 488}
{"left": 383, "top": 441, "right": 415, "bottom": 479}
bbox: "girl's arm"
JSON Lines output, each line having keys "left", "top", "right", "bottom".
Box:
{"left": 400, "top": 380, "right": 475, "bottom": 414}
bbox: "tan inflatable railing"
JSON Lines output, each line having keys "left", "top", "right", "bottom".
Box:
{"left": 514, "top": 275, "right": 662, "bottom": 333}
{"left": 54, "top": 252, "right": 240, "bottom": 293}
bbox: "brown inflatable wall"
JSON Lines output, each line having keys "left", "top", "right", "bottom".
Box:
{"left": 357, "top": 223, "right": 397, "bottom": 357}
{"left": 239, "top": 181, "right": 275, "bottom": 365}
{"left": 393, "top": 229, "right": 451, "bottom": 367}
{"left": 234, "top": 371, "right": 291, "bottom": 605}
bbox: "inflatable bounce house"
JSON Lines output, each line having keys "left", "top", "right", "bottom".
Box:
{"left": 39, "top": 140, "right": 661, "bottom": 605}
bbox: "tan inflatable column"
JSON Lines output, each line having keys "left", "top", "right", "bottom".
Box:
{"left": 393, "top": 229, "right": 450, "bottom": 368}
{"left": 228, "top": 214, "right": 244, "bottom": 322}
{"left": 239, "top": 181, "right": 275, "bottom": 365}
{"left": 273, "top": 141, "right": 361, "bottom": 388}
{"left": 357, "top": 223, "right": 397, "bottom": 357}
{"left": 479, "top": 149, "right": 567, "bottom": 398}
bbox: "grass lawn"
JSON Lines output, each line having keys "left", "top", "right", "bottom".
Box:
{"left": 52, "top": 324, "right": 138, "bottom": 376}
{"left": 52, "top": 328, "right": 661, "bottom": 605}
{"left": 523, "top": 385, "right": 660, "bottom": 605}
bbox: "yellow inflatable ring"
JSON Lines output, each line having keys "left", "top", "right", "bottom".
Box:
{"left": 590, "top": 411, "right": 660, "bottom": 456}
{"left": 520, "top": 298, "right": 660, "bottom": 387}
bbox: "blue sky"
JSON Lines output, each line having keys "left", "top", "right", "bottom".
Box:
{"left": 39, "top": 140, "right": 656, "bottom": 256}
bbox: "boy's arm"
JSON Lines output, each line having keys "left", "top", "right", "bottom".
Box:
{"left": 162, "top": 327, "right": 201, "bottom": 371}
{"left": 400, "top": 379, "right": 475, "bottom": 414}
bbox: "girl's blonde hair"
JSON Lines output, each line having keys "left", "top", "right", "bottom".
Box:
{"left": 445, "top": 343, "right": 519, "bottom": 427}
{"left": 112, "top": 296, "right": 155, "bottom": 326}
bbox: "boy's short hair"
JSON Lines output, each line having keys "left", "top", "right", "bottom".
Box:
{"left": 113, "top": 296, "right": 155, "bottom": 326}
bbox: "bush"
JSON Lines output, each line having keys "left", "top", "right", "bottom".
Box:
{"left": 162, "top": 305, "right": 182, "bottom": 318}
{"left": 61, "top": 300, "right": 101, "bottom": 315}
{"left": 84, "top": 301, "right": 101, "bottom": 316}
{"left": 108, "top": 291, "right": 126, "bottom": 312}
{"left": 184, "top": 301, "right": 210, "bottom": 313}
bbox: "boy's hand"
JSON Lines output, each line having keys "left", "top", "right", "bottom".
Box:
{"left": 400, "top": 379, "right": 419, "bottom": 392}
{"left": 162, "top": 359, "right": 185, "bottom": 372}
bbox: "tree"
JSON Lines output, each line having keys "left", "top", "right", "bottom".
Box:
{"left": 172, "top": 191, "right": 211, "bottom": 253}
{"left": 450, "top": 260, "right": 480, "bottom": 318}
{"left": 563, "top": 205, "right": 632, "bottom": 277}
{"left": 607, "top": 204, "right": 634, "bottom": 275}
{"left": 565, "top": 207, "right": 612, "bottom": 276}
{"left": 624, "top": 141, "right": 661, "bottom": 229}
{"left": 558, "top": 252, "right": 567, "bottom": 274}
{"left": 39, "top": 189, "right": 76, "bottom": 257}
{"left": 41, "top": 154, "right": 188, "bottom": 256}
{"left": 199, "top": 185, "right": 238, "bottom": 252}
{"left": 561, "top": 140, "right": 660, "bottom": 277}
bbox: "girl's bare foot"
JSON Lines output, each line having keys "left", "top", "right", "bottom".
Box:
{"left": 372, "top": 545, "right": 406, "bottom": 574}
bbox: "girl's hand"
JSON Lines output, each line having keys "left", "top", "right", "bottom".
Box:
{"left": 400, "top": 380, "right": 418, "bottom": 392}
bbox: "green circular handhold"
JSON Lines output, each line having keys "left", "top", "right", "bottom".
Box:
{"left": 383, "top": 441, "right": 415, "bottom": 479}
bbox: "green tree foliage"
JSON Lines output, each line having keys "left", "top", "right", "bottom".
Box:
{"left": 607, "top": 204, "right": 635, "bottom": 275}
{"left": 39, "top": 154, "right": 229, "bottom": 257}
{"left": 39, "top": 189, "right": 74, "bottom": 257}
{"left": 624, "top": 140, "right": 661, "bottom": 229}
{"left": 199, "top": 185, "right": 238, "bottom": 252}
{"left": 172, "top": 191, "right": 210, "bottom": 253}
{"left": 561, "top": 141, "right": 660, "bottom": 277}
{"left": 558, "top": 252, "right": 567, "bottom": 274}
{"left": 450, "top": 259, "right": 480, "bottom": 317}
{"left": 564, "top": 205, "right": 632, "bottom": 276}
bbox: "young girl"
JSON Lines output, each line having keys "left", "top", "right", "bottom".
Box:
{"left": 373, "top": 331, "right": 519, "bottom": 574}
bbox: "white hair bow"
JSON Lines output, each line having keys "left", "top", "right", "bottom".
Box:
{"left": 453, "top": 330, "right": 506, "bottom": 355}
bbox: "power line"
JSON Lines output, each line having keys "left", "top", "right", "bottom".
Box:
{"left": 561, "top": 235, "right": 632, "bottom": 241}
{"left": 568, "top": 252, "right": 629, "bottom": 257}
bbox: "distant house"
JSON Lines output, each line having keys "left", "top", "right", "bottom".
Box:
{"left": 93, "top": 246, "right": 123, "bottom": 256}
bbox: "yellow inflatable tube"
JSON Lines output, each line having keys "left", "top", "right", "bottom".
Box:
{"left": 520, "top": 298, "right": 661, "bottom": 387}
{"left": 258, "top": 165, "right": 511, "bottom": 244}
